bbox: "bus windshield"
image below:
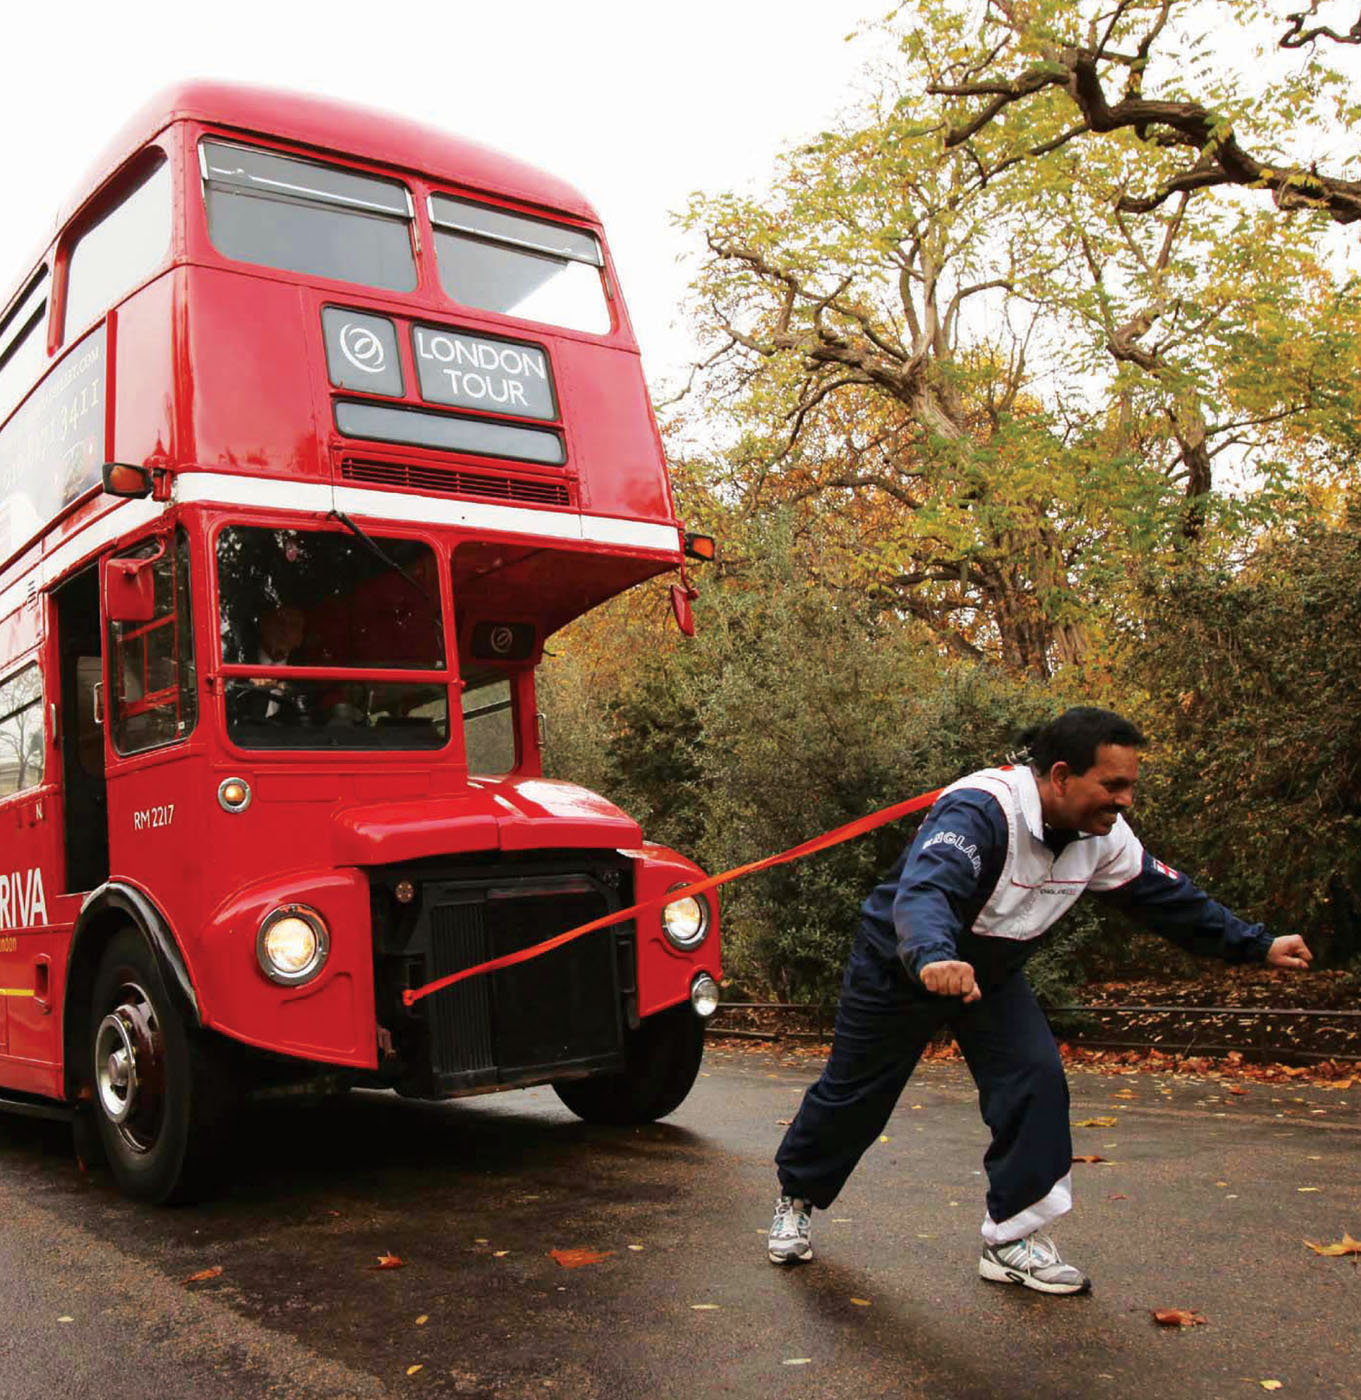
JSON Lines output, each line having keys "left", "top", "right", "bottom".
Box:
{"left": 430, "top": 195, "right": 610, "bottom": 334}
{"left": 216, "top": 525, "right": 448, "bottom": 750}
{"left": 201, "top": 140, "right": 417, "bottom": 293}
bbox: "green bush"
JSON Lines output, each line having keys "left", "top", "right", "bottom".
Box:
{"left": 1126, "top": 505, "right": 1361, "bottom": 969}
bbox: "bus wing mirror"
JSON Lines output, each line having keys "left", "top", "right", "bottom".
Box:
{"left": 670, "top": 583, "right": 696, "bottom": 638}
{"left": 104, "top": 551, "right": 163, "bottom": 624}
{"left": 102, "top": 462, "right": 153, "bottom": 499}
{"left": 684, "top": 533, "right": 716, "bottom": 562}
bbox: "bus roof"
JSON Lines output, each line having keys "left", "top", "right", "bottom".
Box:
{"left": 62, "top": 80, "right": 601, "bottom": 236}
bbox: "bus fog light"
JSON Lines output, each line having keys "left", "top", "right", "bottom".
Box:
{"left": 661, "top": 890, "right": 709, "bottom": 949}
{"left": 257, "top": 906, "right": 329, "bottom": 984}
{"left": 690, "top": 974, "right": 720, "bottom": 1018}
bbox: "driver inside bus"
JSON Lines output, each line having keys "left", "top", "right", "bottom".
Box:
{"left": 252, "top": 603, "right": 308, "bottom": 721}
{"left": 258, "top": 603, "right": 305, "bottom": 668}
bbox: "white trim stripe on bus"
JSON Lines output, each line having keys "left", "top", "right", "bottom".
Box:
{"left": 173, "top": 471, "right": 683, "bottom": 552}
{"left": 0, "top": 497, "right": 165, "bottom": 621}
{"left": 0, "top": 473, "right": 680, "bottom": 619}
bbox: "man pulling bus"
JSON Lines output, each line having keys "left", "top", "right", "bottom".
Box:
{"left": 768, "top": 707, "right": 1313, "bottom": 1293}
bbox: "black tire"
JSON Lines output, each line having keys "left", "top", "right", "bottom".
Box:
{"left": 553, "top": 1003, "right": 706, "bottom": 1125}
{"left": 88, "top": 929, "right": 235, "bottom": 1204}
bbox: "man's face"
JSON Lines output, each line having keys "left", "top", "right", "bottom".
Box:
{"left": 1046, "top": 743, "right": 1140, "bottom": 835}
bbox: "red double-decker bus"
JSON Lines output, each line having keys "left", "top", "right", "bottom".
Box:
{"left": 0, "top": 82, "right": 720, "bottom": 1202}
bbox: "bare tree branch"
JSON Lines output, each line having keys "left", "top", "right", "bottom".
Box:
{"left": 929, "top": 35, "right": 1361, "bottom": 224}
{"left": 1280, "top": 1, "right": 1361, "bottom": 48}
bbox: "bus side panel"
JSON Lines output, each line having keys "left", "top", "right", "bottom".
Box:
{"left": 110, "top": 271, "right": 179, "bottom": 472}
{"left": 103, "top": 749, "right": 211, "bottom": 1004}
{"left": 0, "top": 779, "right": 67, "bottom": 1097}
{"left": 555, "top": 343, "right": 672, "bottom": 521}
{"left": 180, "top": 266, "right": 325, "bottom": 482}
{"left": 0, "top": 614, "right": 67, "bottom": 1096}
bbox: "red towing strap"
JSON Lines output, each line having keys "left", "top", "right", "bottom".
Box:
{"left": 401, "top": 784, "right": 945, "bottom": 1008}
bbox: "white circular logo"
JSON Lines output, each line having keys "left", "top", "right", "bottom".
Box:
{"left": 490, "top": 626, "right": 515, "bottom": 655}
{"left": 339, "top": 324, "right": 387, "bottom": 375}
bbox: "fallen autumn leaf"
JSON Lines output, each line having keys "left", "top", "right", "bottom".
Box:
{"left": 1073, "top": 1117, "right": 1118, "bottom": 1128}
{"left": 1302, "top": 1232, "right": 1361, "bottom": 1257}
{"left": 1072, "top": 1155, "right": 1108, "bottom": 1164}
{"left": 550, "top": 1248, "right": 614, "bottom": 1268}
{"left": 373, "top": 1253, "right": 405, "bottom": 1270}
{"left": 1153, "top": 1308, "right": 1207, "bottom": 1327}
{"left": 184, "top": 1266, "right": 223, "bottom": 1284}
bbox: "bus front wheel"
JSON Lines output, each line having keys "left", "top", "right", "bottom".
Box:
{"left": 88, "top": 930, "right": 233, "bottom": 1204}
{"left": 552, "top": 1003, "right": 705, "bottom": 1125}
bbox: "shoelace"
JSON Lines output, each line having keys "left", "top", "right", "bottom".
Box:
{"left": 773, "top": 1199, "right": 810, "bottom": 1237}
{"left": 1003, "top": 1232, "right": 1059, "bottom": 1269}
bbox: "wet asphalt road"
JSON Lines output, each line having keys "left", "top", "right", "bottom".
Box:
{"left": 0, "top": 1042, "right": 1357, "bottom": 1400}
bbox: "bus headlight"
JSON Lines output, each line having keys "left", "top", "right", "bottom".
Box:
{"left": 257, "top": 905, "right": 330, "bottom": 985}
{"left": 661, "top": 888, "right": 710, "bottom": 949}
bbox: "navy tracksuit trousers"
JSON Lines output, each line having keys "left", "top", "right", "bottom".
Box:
{"left": 775, "top": 932, "right": 1072, "bottom": 1234}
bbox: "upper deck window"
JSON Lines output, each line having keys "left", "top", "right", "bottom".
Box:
{"left": 0, "top": 269, "right": 48, "bottom": 426}
{"left": 64, "top": 158, "right": 172, "bottom": 341}
{"left": 201, "top": 140, "right": 417, "bottom": 293}
{"left": 430, "top": 195, "right": 610, "bottom": 335}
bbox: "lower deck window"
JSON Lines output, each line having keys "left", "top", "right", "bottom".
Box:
{"left": 0, "top": 664, "right": 43, "bottom": 795}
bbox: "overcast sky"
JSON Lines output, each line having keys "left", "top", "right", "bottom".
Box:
{"left": 0, "top": 0, "right": 886, "bottom": 394}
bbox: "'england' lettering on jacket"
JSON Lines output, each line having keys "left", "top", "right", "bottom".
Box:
{"left": 923, "top": 829, "right": 983, "bottom": 876}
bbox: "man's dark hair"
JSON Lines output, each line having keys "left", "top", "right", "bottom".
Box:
{"left": 1019, "top": 707, "right": 1145, "bottom": 776}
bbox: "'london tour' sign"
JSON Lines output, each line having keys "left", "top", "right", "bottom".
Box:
{"left": 412, "top": 325, "right": 556, "bottom": 421}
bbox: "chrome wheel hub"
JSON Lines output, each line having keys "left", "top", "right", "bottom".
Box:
{"left": 93, "top": 983, "right": 164, "bottom": 1152}
{"left": 95, "top": 1014, "right": 138, "bottom": 1123}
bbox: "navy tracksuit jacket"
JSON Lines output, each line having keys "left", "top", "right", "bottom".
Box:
{"left": 775, "top": 772, "right": 1273, "bottom": 1243}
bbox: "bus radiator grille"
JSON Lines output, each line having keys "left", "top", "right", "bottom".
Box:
{"left": 423, "top": 883, "right": 624, "bottom": 1090}
{"left": 428, "top": 903, "right": 496, "bottom": 1075}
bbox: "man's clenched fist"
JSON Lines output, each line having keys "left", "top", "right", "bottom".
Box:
{"left": 919, "top": 960, "right": 982, "bottom": 1003}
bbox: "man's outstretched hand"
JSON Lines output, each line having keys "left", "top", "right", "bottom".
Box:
{"left": 1266, "top": 935, "right": 1313, "bottom": 971}
{"left": 919, "top": 960, "right": 982, "bottom": 1003}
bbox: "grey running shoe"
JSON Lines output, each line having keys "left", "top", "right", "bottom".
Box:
{"left": 768, "top": 1195, "right": 813, "bottom": 1264}
{"left": 979, "top": 1231, "right": 1090, "bottom": 1294}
